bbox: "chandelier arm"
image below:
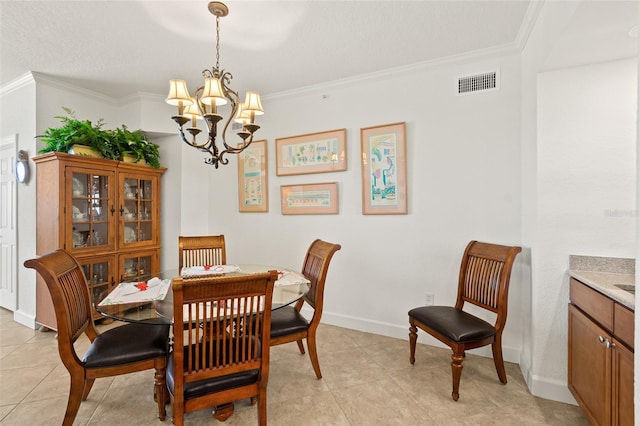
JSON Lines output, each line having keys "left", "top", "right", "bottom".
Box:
{"left": 178, "top": 128, "right": 210, "bottom": 151}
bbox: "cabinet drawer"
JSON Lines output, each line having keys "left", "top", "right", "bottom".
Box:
{"left": 570, "top": 278, "right": 614, "bottom": 332}
{"left": 614, "top": 303, "right": 634, "bottom": 350}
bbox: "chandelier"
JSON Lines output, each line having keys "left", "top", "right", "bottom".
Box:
{"left": 166, "top": 1, "right": 264, "bottom": 168}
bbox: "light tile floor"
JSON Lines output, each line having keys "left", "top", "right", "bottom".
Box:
{"left": 0, "top": 308, "right": 589, "bottom": 425}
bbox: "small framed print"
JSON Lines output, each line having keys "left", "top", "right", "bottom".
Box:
{"left": 237, "top": 139, "right": 268, "bottom": 212}
{"left": 360, "top": 122, "right": 407, "bottom": 215}
{"left": 275, "top": 129, "right": 347, "bottom": 176}
{"left": 280, "top": 182, "right": 339, "bottom": 215}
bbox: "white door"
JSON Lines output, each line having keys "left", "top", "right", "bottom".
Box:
{"left": 0, "top": 136, "right": 17, "bottom": 311}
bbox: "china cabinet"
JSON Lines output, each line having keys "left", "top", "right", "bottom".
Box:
{"left": 33, "top": 152, "right": 165, "bottom": 330}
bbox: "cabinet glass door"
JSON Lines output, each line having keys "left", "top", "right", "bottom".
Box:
{"left": 120, "top": 176, "right": 157, "bottom": 248}
{"left": 119, "top": 251, "right": 158, "bottom": 282}
{"left": 69, "top": 169, "right": 115, "bottom": 252}
{"left": 79, "top": 256, "right": 115, "bottom": 318}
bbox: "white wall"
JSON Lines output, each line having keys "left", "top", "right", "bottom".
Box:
{"left": 519, "top": 0, "right": 581, "bottom": 399}
{"left": 190, "top": 53, "right": 526, "bottom": 360}
{"left": 535, "top": 58, "right": 637, "bottom": 403}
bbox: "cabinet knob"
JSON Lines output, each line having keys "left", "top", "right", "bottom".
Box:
{"left": 598, "top": 336, "right": 605, "bottom": 343}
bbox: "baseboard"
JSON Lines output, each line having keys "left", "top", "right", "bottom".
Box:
{"left": 13, "top": 309, "right": 36, "bottom": 330}
{"left": 519, "top": 349, "right": 578, "bottom": 405}
{"left": 528, "top": 375, "right": 578, "bottom": 405}
{"left": 316, "top": 309, "right": 521, "bottom": 364}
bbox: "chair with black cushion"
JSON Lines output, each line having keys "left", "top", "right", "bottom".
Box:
{"left": 178, "top": 234, "right": 226, "bottom": 270}
{"left": 269, "top": 239, "right": 342, "bottom": 379}
{"left": 24, "top": 249, "right": 170, "bottom": 426}
{"left": 167, "top": 271, "right": 277, "bottom": 426}
{"left": 408, "top": 240, "right": 521, "bottom": 401}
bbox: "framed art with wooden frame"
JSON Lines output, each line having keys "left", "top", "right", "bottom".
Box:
{"left": 360, "top": 122, "right": 407, "bottom": 215}
{"left": 237, "top": 139, "right": 268, "bottom": 212}
{"left": 275, "top": 129, "right": 347, "bottom": 176}
{"left": 280, "top": 182, "right": 339, "bottom": 215}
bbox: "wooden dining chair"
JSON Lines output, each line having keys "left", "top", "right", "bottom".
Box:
{"left": 24, "top": 249, "right": 170, "bottom": 426}
{"left": 178, "top": 235, "right": 226, "bottom": 270}
{"left": 269, "top": 239, "right": 342, "bottom": 379}
{"left": 408, "top": 240, "right": 521, "bottom": 401}
{"left": 167, "top": 271, "right": 277, "bottom": 426}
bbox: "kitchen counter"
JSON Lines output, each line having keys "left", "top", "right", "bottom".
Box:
{"left": 569, "top": 255, "right": 635, "bottom": 310}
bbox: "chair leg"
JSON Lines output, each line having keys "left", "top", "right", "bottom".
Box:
{"left": 409, "top": 323, "right": 417, "bottom": 364}
{"left": 257, "top": 389, "right": 267, "bottom": 426}
{"left": 154, "top": 367, "right": 167, "bottom": 420}
{"left": 64, "top": 375, "right": 85, "bottom": 426}
{"left": 296, "top": 339, "right": 305, "bottom": 354}
{"left": 450, "top": 352, "right": 464, "bottom": 401}
{"left": 173, "top": 397, "right": 184, "bottom": 426}
{"left": 306, "top": 334, "right": 322, "bottom": 379}
{"left": 492, "top": 339, "right": 508, "bottom": 384}
{"left": 81, "top": 378, "right": 95, "bottom": 401}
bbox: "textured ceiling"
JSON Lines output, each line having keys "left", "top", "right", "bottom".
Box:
{"left": 0, "top": 1, "right": 637, "bottom": 100}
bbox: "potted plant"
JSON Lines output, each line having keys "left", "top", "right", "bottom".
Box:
{"left": 36, "top": 107, "right": 119, "bottom": 160}
{"left": 115, "top": 125, "right": 161, "bottom": 168}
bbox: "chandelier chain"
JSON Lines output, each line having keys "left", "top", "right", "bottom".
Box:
{"left": 215, "top": 15, "right": 220, "bottom": 71}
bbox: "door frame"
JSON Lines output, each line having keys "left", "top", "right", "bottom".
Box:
{"left": 0, "top": 135, "right": 18, "bottom": 311}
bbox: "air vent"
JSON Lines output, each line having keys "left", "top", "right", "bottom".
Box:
{"left": 457, "top": 70, "right": 499, "bottom": 95}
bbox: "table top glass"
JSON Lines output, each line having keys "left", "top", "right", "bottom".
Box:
{"left": 95, "top": 264, "right": 310, "bottom": 325}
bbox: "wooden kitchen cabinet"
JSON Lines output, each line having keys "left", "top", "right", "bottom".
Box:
{"left": 33, "top": 152, "right": 165, "bottom": 329}
{"left": 568, "top": 278, "right": 634, "bottom": 425}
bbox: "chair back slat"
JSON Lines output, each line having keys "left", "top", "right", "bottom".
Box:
{"left": 463, "top": 256, "right": 504, "bottom": 310}
{"left": 59, "top": 269, "right": 93, "bottom": 340}
{"left": 456, "top": 241, "right": 521, "bottom": 326}
{"left": 172, "top": 271, "right": 276, "bottom": 396}
{"left": 24, "top": 249, "right": 93, "bottom": 345}
{"left": 179, "top": 235, "right": 226, "bottom": 270}
{"left": 301, "top": 239, "right": 342, "bottom": 310}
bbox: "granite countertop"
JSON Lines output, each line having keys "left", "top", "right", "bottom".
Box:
{"left": 569, "top": 255, "right": 635, "bottom": 310}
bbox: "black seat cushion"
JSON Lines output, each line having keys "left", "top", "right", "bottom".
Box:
{"left": 82, "top": 323, "right": 170, "bottom": 368}
{"left": 409, "top": 306, "right": 496, "bottom": 343}
{"left": 270, "top": 306, "right": 309, "bottom": 338}
{"left": 166, "top": 341, "right": 260, "bottom": 400}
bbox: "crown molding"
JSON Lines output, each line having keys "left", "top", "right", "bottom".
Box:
{"left": 119, "top": 92, "right": 166, "bottom": 105}
{"left": 266, "top": 42, "right": 521, "bottom": 101}
{"left": 514, "top": 0, "right": 546, "bottom": 50}
{"left": 2, "top": 72, "right": 167, "bottom": 107}
{"left": 0, "top": 72, "right": 36, "bottom": 97}
{"left": 30, "top": 72, "right": 118, "bottom": 105}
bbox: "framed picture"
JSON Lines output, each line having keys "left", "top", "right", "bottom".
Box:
{"left": 275, "top": 129, "right": 347, "bottom": 176}
{"left": 360, "top": 122, "right": 407, "bottom": 215}
{"left": 237, "top": 139, "right": 268, "bottom": 212}
{"left": 280, "top": 182, "right": 339, "bottom": 215}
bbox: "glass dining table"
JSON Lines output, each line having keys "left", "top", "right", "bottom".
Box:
{"left": 95, "top": 264, "right": 309, "bottom": 422}
{"left": 95, "top": 264, "right": 311, "bottom": 324}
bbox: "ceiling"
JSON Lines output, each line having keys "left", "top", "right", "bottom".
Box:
{"left": 0, "top": 1, "right": 637, "bottom": 100}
